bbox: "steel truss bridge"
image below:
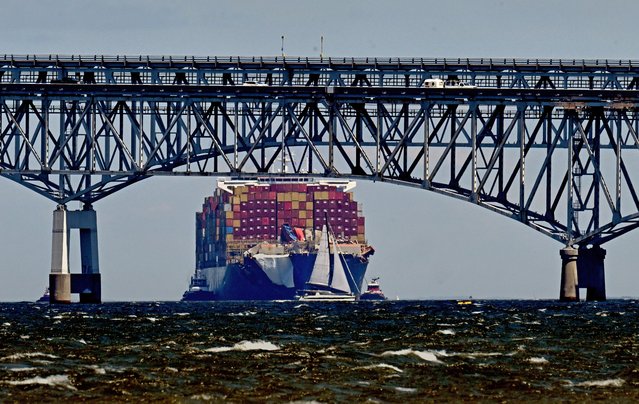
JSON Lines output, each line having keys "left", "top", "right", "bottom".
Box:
{"left": 3, "top": 54, "right": 639, "bottom": 250}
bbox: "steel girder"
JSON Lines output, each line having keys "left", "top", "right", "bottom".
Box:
{"left": 3, "top": 55, "right": 639, "bottom": 91}
{"left": 2, "top": 83, "right": 639, "bottom": 247}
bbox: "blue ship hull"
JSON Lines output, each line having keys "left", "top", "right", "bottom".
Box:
{"left": 182, "top": 253, "right": 369, "bottom": 301}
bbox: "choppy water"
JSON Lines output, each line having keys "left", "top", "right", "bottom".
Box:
{"left": 0, "top": 300, "right": 638, "bottom": 402}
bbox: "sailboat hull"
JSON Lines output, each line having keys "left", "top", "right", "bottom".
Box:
{"left": 297, "top": 290, "right": 356, "bottom": 302}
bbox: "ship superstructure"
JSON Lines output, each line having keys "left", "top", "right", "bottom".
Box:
{"left": 183, "top": 177, "right": 374, "bottom": 301}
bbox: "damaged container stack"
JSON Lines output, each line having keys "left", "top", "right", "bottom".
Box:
{"left": 187, "top": 177, "right": 374, "bottom": 301}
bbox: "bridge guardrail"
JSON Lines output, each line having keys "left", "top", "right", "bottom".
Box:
{"left": 1, "top": 54, "right": 637, "bottom": 70}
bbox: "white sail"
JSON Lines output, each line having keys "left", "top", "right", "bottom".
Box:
{"left": 307, "top": 225, "right": 330, "bottom": 287}
{"left": 329, "top": 237, "right": 351, "bottom": 293}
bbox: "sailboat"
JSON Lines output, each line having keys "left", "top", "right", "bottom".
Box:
{"left": 297, "top": 224, "right": 357, "bottom": 302}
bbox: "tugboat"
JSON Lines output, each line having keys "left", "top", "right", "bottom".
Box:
{"left": 359, "top": 277, "right": 387, "bottom": 301}
{"left": 36, "top": 287, "right": 50, "bottom": 303}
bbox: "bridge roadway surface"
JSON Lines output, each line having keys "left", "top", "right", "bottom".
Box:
{"left": 4, "top": 54, "right": 639, "bottom": 74}
{"left": 4, "top": 55, "right": 639, "bottom": 90}
{"left": 3, "top": 83, "right": 639, "bottom": 104}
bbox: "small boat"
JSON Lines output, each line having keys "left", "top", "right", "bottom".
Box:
{"left": 359, "top": 277, "right": 387, "bottom": 301}
{"left": 298, "top": 223, "right": 357, "bottom": 302}
{"left": 36, "top": 287, "right": 50, "bottom": 303}
{"left": 456, "top": 298, "right": 473, "bottom": 305}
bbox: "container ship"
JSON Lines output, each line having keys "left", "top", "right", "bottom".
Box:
{"left": 182, "top": 177, "right": 374, "bottom": 301}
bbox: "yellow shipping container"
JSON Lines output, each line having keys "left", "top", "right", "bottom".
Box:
{"left": 236, "top": 186, "right": 247, "bottom": 195}
{"left": 292, "top": 201, "right": 299, "bottom": 210}
{"left": 281, "top": 193, "right": 291, "bottom": 202}
{"left": 226, "top": 234, "right": 234, "bottom": 242}
{"left": 306, "top": 218, "right": 314, "bottom": 227}
{"left": 232, "top": 196, "right": 240, "bottom": 204}
{"left": 233, "top": 219, "right": 241, "bottom": 227}
{"left": 240, "top": 193, "right": 248, "bottom": 202}
{"left": 299, "top": 210, "right": 306, "bottom": 219}
{"left": 227, "top": 211, "right": 234, "bottom": 220}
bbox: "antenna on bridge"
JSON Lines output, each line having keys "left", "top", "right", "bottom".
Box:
{"left": 320, "top": 36, "right": 324, "bottom": 59}
{"left": 281, "top": 35, "right": 285, "bottom": 58}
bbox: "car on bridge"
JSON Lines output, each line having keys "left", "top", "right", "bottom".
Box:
{"left": 242, "top": 80, "right": 267, "bottom": 86}
{"left": 423, "top": 78, "right": 476, "bottom": 88}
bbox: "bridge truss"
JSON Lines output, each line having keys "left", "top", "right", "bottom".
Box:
{"left": 3, "top": 55, "right": 639, "bottom": 247}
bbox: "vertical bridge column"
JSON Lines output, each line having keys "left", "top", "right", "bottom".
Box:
{"left": 559, "top": 247, "right": 579, "bottom": 301}
{"left": 49, "top": 204, "right": 101, "bottom": 303}
{"left": 50, "top": 205, "right": 71, "bottom": 303}
{"left": 559, "top": 245, "right": 606, "bottom": 302}
{"left": 578, "top": 245, "right": 606, "bottom": 301}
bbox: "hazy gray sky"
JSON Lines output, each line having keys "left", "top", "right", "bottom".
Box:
{"left": 1, "top": 0, "right": 638, "bottom": 301}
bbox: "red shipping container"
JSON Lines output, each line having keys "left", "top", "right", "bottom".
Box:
{"left": 262, "top": 217, "right": 269, "bottom": 225}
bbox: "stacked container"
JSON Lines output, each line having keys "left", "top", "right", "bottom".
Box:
{"left": 196, "top": 179, "right": 367, "bottom": 267}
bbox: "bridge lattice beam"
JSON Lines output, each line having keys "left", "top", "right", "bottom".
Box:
{"left": 2, "top": 83, "right": 639, "bottom": 246}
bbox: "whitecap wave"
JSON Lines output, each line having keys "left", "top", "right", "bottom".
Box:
{"left": 457, "top": 351, "right": 503, "bottom": 359}
{"left": 437, "top": 329, "right": 455, "bottom": 335}
{"left": 1, "top": 352, "right": 59, "bottom": 361}
{"left": 358, "top": 363, "right": 403, "bottom": 373}
{"left": 5, "top": 374, "right": 76, "bottom": 390}
{"left": 7, "top": 366, "right": 37, "bottom": 372}
{"left": 205, "top": 340, "right": 280, "bottom": 353}
{"left": 380, "top": 349, "right": 445, "bottom": 364}
{"left": 395, "top": 387, "right": 417, "bottom": 393}
{"left": 528, "top": 357, "right": 548, "bottom": 364}
{"left": 228, "top": 311, "right": 257, "bottom": 317}
{"left": 576, "top": 378, "right": 625, "bottom": 387}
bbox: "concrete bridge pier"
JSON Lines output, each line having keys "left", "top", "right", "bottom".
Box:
{"left": 559, "top": 247, "right": 579, "bottom": 301}
{"left": 578, "top": 245, "right": 606, "bottom": 301}
{"left": 559, "top": 245, "right": 606, "bottom": 302}
{"left": 49, "top": 205, "right": 101, "bottom": 303}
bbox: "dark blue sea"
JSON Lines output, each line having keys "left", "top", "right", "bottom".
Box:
{"left": 0, "top": 300, "right": 638, "bottom": 402}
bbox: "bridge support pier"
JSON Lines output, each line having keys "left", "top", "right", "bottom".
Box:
{"left": 49, "top": 205, "right": 101, "bottom": 303}
{"left": 559, "top": 246, "right": 606, "bottom": 302}
{"left": 559, "top": 247, "right": 579, "bottom": 301}
{"left": 578, "top": 246, "right": 606, "bottom": 301}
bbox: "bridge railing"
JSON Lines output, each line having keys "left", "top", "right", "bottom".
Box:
{"left": 1, "top": 54, "right": 637, "bottom": 70}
